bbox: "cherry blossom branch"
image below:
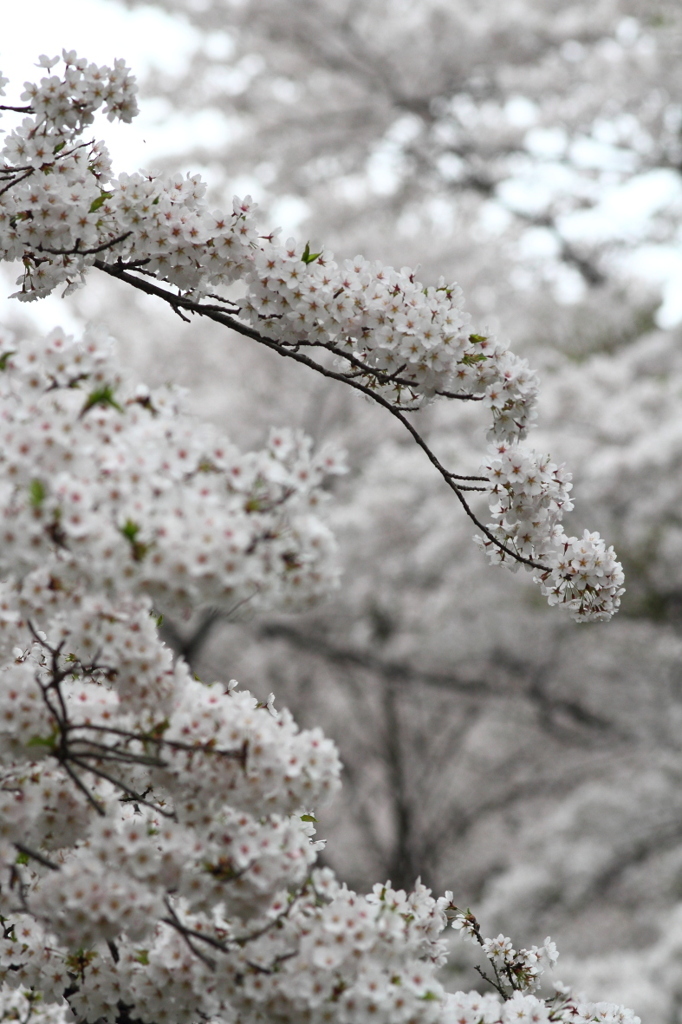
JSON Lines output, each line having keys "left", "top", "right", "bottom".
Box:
{"left": 94, "top": 261, "right": 548, "bottom": 572}
{"left": 0, "top": 168, "right": 32, "bottom": 198}
{"left": 37, "top": 231, "right": 133, "bottom": 257}
{"left": 68, "top": 720, "right": 249, "bottom": 764}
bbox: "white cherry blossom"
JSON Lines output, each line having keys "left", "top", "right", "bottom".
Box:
{"left": 0, "top": 52, "right": 624, "bottom": 620}
{"left": 0, "top": 53, "right": 638, "bottom": 1024}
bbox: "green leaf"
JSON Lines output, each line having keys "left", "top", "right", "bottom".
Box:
{"left": 134, "top": 950, "right": 150, "bottom": 965}
{"left": 120, "top": 519, "right": 149, "bottom": 562}
{"left": 29, "top": 479, "right": 46, "bottom": 507}
{"left": 53, "top": 141, "right": 66, "bottom": 154}
{"left": 0, "top": 351, "right": 16, "bottom": 370}
{"left": 89, "top": 191, "right": 114, "bottom": 213}
{"left": 301, "top": 242, "right": 322, "bottom": 265}
{"left": 26, "top": 732, "right": 57, "bottom": 750}
{"left": 80, "top": 384, "right": 124, "bottom": 417}
{"left": 15, "top": 851, "right": 29, "bottom": 866}
{"left": 300, "top": 813, "right": 318, "bottom": 823}
{"left": 66, "top": 949, "right": 97, "bottom": 972}
{"left": 469, "top": 333, "right": 488, "bottom": 343}
{"left": 145, "top": 718, "right": 170, "bottom": 740}
{"left": 120, "top": 519, "right": 140, "bottom": 542}
{"left": 420, "top": 991, "right": 438, "bottom": 1002}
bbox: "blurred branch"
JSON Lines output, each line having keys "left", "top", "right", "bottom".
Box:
{"left": 258, "top": 621, "right": 623, "bottom": 740}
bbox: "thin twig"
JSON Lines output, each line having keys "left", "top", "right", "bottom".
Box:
{"left": 59, "top": 759, "right": 106, "bottom": 816}
{"left": 0, "top": 169, "right": 33, "bottom": 197}
{"left": 67, "top": 755, "right": 176, "bottom": 818}
{"left": 163, "top": 900, "right": 217, "bottom": 969}
{"left": 474, "top": 964, "right": 508, "bottom": 999}
{"left": 69, "top": 721, "right": 247, "bottom": 762}
{"left": 37, "top": 231, "right": 132, "bottom": 257}
{"left": 14, "top": 843, "right": 60, "bottom": 871}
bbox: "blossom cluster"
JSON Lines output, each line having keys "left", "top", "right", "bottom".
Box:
{"left": 0, "top": 325, "right": 343, "bottom": 634}
{"left": 0, "top": 327, "right": 344, "bottom": 1016}
{"left": 0, "top": 54, "right": 627, "bottom": 619}
{"left": 0, "top": 329, "right": 636, "bottom": 1024}
{"left": 0, "top": 327, "right": 443, "bottom": 1024}
{"left": 477, "top": 442, "right": 624, "bottom": 621}
{"left": 0, "top": 47, "right": 642, "bottom": 1024}
{"left": 18, "top": 51, "right": 138, "bottom": 131}
{"left": 451, "top": 910, "right": 558, "bottom": 994}
{"left": 537, "top": 529, "right": 625, "bottom": 622}
{"left": 444, "top": 912, "right": 638, "bottom": 1024}
{"left": 440, "top": 989, "right": 640, "bottom": 1024}
{"left": 0, "top": 52, "right": 534, "bottom": 431}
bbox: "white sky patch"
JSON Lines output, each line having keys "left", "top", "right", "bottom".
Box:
{"left": 561, "top": 169, "right": 682, "bottom": 244}
{"left": 0, "top": 0, "right": 205, "bottom": 332}
{"left": 267, "top": 195, "right": 311, "bottom": 238}
{"left": 498, "top": 164, "right": 578, "bottom": 216}
{"left": 366, "top": 145, "right": 401, "bottom": 195}
{"left": 134, "top": 100, "right": 234, "bottom": 175}
{"left": 517, "top": 227, "right": 560, "bottom": 260}
{"left": 623, "top": 246, "right": 682, "bottom": 328}
{"left": 0, "top": 268, "right": 82, "bottom": 335}
{"left": 0, "top": 0, "right": 200, "bottom": 170}
{"left": 478, "top": 200, "right": 513, "bottom": 236}
{"left": 426, "top": 197, "right": 454, "bottom": 236}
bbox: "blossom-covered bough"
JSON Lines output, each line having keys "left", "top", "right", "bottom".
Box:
{"left": 0, "top": 52, "right": 623, "bottom": 623}
{"left": 0, "top": 54, "right": 636, "bottom": 1024}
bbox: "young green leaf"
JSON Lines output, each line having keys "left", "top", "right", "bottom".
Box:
{"left": 80, "top": 385, "right": 124, "bottom": 417}
{"left": 301, "top": 242, "right": 322, "bottom": 265}
{"left": 89, "top": 191, "right": 114, "bottom": 213}
{"left": 29, "top": 479, "right": 46, "bottom": 507}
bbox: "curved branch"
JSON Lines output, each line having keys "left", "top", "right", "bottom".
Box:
{"left": 93, "top": 259, "right": 549, "bottom": 572}
{"left": 37, "top": 232, "right": 133, "bottom": 257}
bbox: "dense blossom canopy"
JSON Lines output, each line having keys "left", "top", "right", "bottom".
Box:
{"left": 0, "top": 320, "right": 637, "bottom": 1024}
{"left": 0, "top": 52, "right": 638, "bottom": 1024}
{"left": 0, "top": 54, "right": 623, "bottom": 620}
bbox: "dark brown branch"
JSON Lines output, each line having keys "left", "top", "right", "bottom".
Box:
{"left": 0, "top": 168, "right": 32, "bottom": 198}
{"left": 258, "top": 621, "right": 496, "bottom": 695}
{"left": 163, "top": 899, "right": 217, "bottom": 969}
{"left": 68, "top": 720, "right": 248, "bottom": 763}
{"left": 160, "top": 606, "right": 225, "bottom": 669}
{"left": 93, "top": 260, "right": 548, "bottom": 571}
{"left": 14, "top": 843, "right": 60, "bottom": 871}
{"left": 67, "top": 755, "right": 176, "bottom": 817}
{"left": 59, "top": 759, "right": 106, "bottom": 816}
{"left": 37, "top": 232, "right": 133, "bottom": 257}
